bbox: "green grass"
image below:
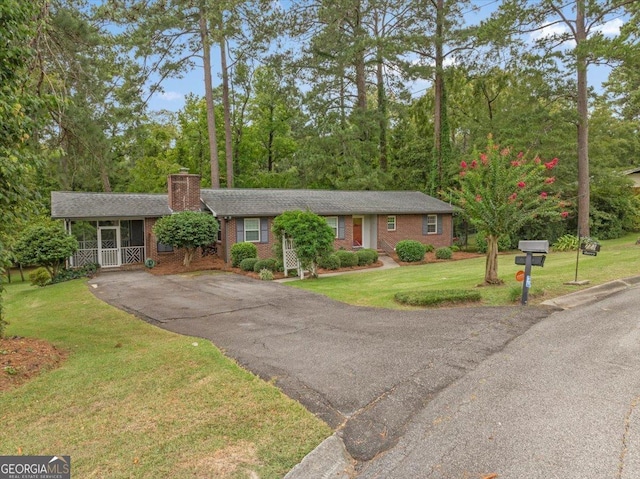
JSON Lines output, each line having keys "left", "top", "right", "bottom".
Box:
{"left": 289, "top": 233, "right": 640, "bottom": 308}
{"left": 0, "top": 280, "right": 330, "bottom": 478}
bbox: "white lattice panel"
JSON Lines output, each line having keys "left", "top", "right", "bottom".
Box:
{"left": 122, "top": 246, "right": 144, "bottom": 264}
{"left": 73, "top": 249, "right": 98, "bottom": 267}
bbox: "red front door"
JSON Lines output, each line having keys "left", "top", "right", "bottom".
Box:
{"left": 353, "top": 217, "right": 362, "bottom": 246}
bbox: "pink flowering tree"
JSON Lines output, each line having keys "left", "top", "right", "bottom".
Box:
{"left": 451, "top": 138, "right": 566, "bottom": 285}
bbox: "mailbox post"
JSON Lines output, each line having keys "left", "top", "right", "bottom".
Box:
{"left": 516, "top": 240, "right": 548, "bottom": 305}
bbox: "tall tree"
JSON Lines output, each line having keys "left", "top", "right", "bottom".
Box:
{"left": 493, "top": 0, "right": 640, "bottom": 237}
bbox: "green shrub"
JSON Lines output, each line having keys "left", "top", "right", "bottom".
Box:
{"left": 231, "top": 242, "right": 258, "bottom": 267}
{"left": 475, "top": 234, "right": 513, "bottom": 254}
{"left": 450, "top": 245, "right": 460, "bottom": 253}
{"left": 240, "top": 258, "right": 259, "bottom": 272}
{"left": 50, "top": 263, "right": 101, "bottom": 284}
{"left": 435, "top": 247, "right": 453, "bottom": 259}
{"left": 29, "top": 268, "right": 51, "bottom": 287}
{"left": 363, "top": 248, "right": 379, "bottom": 262}
{"left": 395, "top": 240, "right": 426, "bottom": 262}
{"left": 335, "top": 250, "right": 358, "bottom": 267}
{"left": 253, "top": 258, "right": 278, "bottom": 272}
{"left": 259, "top": 269, "right": 274, "bottom": 281}
{"left": 394, "top": 289, "right": 482, "bottom": 307}
{"left": 424, "top": 244, "right": 435, "bottom": 253}
{"left": 356, "top": 249, "right": 376, "bottom": 266}
{"left": 318, "top": 254, "right": 341, "bottom": 270}
{"left": 552, "top": 234, "right": 580, "bottom": 252}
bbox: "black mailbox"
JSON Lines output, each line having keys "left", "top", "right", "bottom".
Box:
{"left": 515, "top": 255, "right": 545, "bottom": 267}
{"left": 516, "top": 239, "right": 549, "bottom": 305}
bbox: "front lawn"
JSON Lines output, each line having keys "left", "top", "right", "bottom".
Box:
{"left": 288, "top": 233, "right": 640, "bottom": 308}
{"left": 0, "top": 280, "right": 330, "bottom": 478}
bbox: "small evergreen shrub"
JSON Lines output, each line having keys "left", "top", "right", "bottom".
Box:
{"left": 435, "top": 247, "right": 453, "bottom": 259}
{"left": 231, "top": 242, "right": 258, "bottom": 267}
{"left": 424, "top": 244, "right": 435, "bottom": 253}
{"left": 356, "top": 249, "right": 376, "bottom": 266}
{"left": 335, "top": 250, "right": 358, "bottom": 267}
{"left": 318, "top": 254, "right": 341, "bottom": 270}
{"left": 395, "top": 240, "right": 426, "bottom": 262}
{"left": 259, "top": 268, "right": 274, "bottom": 281}
{"left": 552, "top": 234, "right": 580, "bottom": 252}
{"left": 253, "top": 258, "right": 278, "bottom": 272}
{"left": 394, "top": 289, "right": 481, "bottom": 307}
{"left": 240, "top": 258, "right": 259, "bottom": 272}
{"left": 450, "top": 245, "right": 460, "bottom": 253}
{"left": 29, "top": 268, "right": 51, "bottom": 287}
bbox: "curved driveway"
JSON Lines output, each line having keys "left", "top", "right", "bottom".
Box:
{"left": 89, "top": 270, "right": 552, "bottom": 463}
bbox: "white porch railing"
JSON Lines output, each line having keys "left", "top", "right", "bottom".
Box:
{"left": 121, "top": 246, "right": 144, "bottom": 265}
{"left": 72, "top": 246, "right": 145, "bottom": 267}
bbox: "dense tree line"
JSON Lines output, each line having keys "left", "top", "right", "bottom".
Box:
{"left": 2, "top": 0, "right": 640, "bottom": 245}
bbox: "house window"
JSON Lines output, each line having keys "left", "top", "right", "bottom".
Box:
{"left": 387, "top": 216, "right": 396, "bottom": 232}
{"left": 426, "top": 214, "right": 437, "bottom": 234}
{"left": 244, "top": 218, "right": 260, "bottom": 242}
{"left": 157, "top": 242, "right": 173, "bottom": 253}
{"left": 325, "top": 217, "right": 339, "bottom": 238}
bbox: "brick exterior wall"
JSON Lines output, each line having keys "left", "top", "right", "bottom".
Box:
{"left": 168, "top": 172, "right": 201, "bottom": 212}
{"left": 377, "top": 214, "right": 452, "bottom": 251}
{"left": 223, "top": 213, "right": 453, "bottom": 264}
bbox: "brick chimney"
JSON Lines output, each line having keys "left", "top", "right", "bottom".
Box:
{"left": 168, "top": 168, "right": 202, "bottom": 212}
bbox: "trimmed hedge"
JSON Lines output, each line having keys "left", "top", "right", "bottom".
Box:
{"left": 253, "top": 258, "right": 278, "bottom": 272}
{"left": 240, "top": 257, "right": 259, "bottom": 272}
{"left": 395, "top": 240, "right": 426, "bottom": 262}
{"left": 231, "top": 242, "right": 257, "bottom": 267}
{"left": 335, "top": 250, "right": 358, "bottom": 267}
{"left": 356, "top": 249, "right": 376, "bottom": 266}
{"left": 394, "top": 289, "right": 482, "bottom": 307}
{"left": 318, "top": 254, "right": 341, "bottom": 270}
{"left": 435, "top": 247, "right": 453, "bottom": 259}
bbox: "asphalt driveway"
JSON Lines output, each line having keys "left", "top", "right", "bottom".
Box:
{"left": 89, "top": 270, "right": 552, "bottom": 463}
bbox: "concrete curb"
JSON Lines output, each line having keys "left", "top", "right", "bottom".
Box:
{"left": 541, "top": 275, "right": 640, "bottom": 310}
{"left": 284, "top": 433, "right": 354, "bottom": 479}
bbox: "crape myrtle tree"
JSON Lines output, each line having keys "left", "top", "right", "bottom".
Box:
{"left": 272, "top": 210, "right": 335, "bottom": 278}
{"left": 153, "top": 211, "right": 219, "bottom": 267}
{"left": 451, "top": 137, "right": 566, "bottom": 285}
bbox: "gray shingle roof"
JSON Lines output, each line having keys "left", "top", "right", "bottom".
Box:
{"left": 200, "top": 189, "right": 454, "bottom": 217}
{"left": 51, "top": 189, "right": 453, "bottom": 220}
{"left": 51, "top": 191, "right": 171, "bottom": 219}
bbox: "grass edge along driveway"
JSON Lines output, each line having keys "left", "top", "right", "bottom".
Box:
{"left": 289, "top": 234, "right": 640, "bottom": 308}
{"left": 0, "top": 279, "right": 331, "bottom": 479}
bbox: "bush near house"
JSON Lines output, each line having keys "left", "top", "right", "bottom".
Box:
{"left": 317, "top": 254, "right": 341, "bottom": 270}
{"left": 272, "top": 210, "right": 336, "bottom": 279}
{"left": 153, "top": 211, "right": 219, "bottom": 267}
{"left": 335, "top": 250, "right": 358, "bottom": 267}
{"left": 253, "top": 258, "right": 278, "bottom": 273}
{"left": 356, "top": 249, "right": 377, "bottom": 266}
{"left": 395, "top": 240, "right": 426, "bottom": 262}
{"left": 231, "top": 242, "right": 258, "bottom": 267}
{"left": 14, "top": 221, "right": 79, "bottom": 279}
{"left": 435, "top": 247, "right": 453, "bottom": 260}
{"left": 240, "top": 257, "right": 259, "bottom": 272}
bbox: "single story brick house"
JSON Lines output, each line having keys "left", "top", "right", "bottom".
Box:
{"left": 51, "top": 172, "right": 455, "bottom": 269}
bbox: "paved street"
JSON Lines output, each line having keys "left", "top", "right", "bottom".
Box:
{"left": 358, "top": 283, "right": 640, "bottom": 478}
{"left": 88, "top": 270, "right": 551, "bottom": 464}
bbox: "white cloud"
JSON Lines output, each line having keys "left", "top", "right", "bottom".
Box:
{"left": 159, "top": 91, "right": 184, "bottom": 101}
{"left": 593, "top": 18, "right": 623, "bottom": 36}
{"left": 530, "top": 22, "right": 569, "bottom": 42}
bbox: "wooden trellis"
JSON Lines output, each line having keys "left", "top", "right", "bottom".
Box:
{"left": 282, "top": 237, "right": 307, "bottom": 279}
